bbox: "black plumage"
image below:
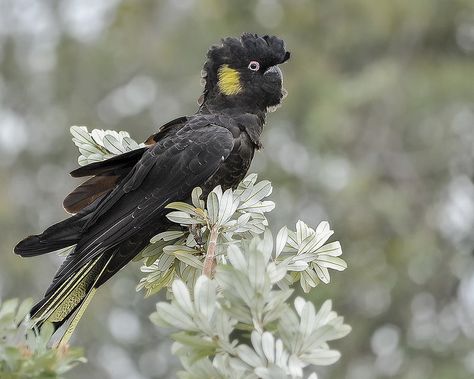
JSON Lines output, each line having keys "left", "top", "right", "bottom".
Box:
{"left": 14, "top": 33, "right": 290, "bottom": 339}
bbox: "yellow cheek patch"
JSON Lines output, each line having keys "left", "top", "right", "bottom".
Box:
{"left": 217, "top": 64, "right": 242, "bottom": 95}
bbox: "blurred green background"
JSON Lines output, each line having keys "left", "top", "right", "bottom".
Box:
{"left": 1, "top": 0, "right": 474, "bottom": 378}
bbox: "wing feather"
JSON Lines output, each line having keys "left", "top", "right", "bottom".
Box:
{"left": 64, "top": 116, "right": 187, "bottom": 214}
{"left": 46, "top": 122, "right": 234, "bottom": 296}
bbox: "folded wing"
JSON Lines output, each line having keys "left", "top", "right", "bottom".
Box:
{"left": 45, "top": 122, "right": 234, "bottom": 299}
{"left": 63, "top": 116, "right": 188, "bottom": 214}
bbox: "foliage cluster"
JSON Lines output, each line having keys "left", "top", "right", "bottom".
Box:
{"left": 0, "top": 127, "right": 350, "bottom": 379}
{"left": 0, "top": 299, "right": 84, "bottom": 379}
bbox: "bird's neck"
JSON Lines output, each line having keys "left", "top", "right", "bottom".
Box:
{"left": 200, "top": 93, "right": 268, "bottom": 117}
{"left": 198, "top": 102, "right": 266, "bottom": 149}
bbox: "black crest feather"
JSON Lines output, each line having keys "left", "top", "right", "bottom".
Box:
{"left": 202, "top": 33, "right": 290, "bottom": 94}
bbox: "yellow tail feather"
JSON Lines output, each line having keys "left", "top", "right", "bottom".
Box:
{"left": 34, "top": 258, "right": 99, "bottom": 324}
{"left": 30, "top": 253, "right": 113, "bottom": 344}
{"left": 56, "top": 254, "right": 113, "bottom": 346}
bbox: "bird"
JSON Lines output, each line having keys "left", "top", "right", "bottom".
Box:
{"left": 14, "top": 33, "right": 290, "bottom": 344}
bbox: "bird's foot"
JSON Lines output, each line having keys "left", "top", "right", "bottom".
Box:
{"left": 189, "top": 224, "right": 204, "bottom": 248}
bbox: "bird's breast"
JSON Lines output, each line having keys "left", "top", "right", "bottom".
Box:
{"left": 202, "top": 128, "right": 255, "bottom": 194}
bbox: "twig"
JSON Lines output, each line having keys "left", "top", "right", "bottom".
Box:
{"left": 203, "top": 225, "right": 218, "bottom": 277}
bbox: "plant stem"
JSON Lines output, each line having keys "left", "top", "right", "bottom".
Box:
{"left": 203, "top": 226, "right": 218, "bottom": 277}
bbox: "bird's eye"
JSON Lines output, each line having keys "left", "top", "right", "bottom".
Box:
{"left": 248, "top": 61, "right": 260, "bottom": 71}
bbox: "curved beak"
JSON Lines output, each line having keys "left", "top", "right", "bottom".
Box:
{"left": 264, "top": 65, "right": 283, "bottom": 82}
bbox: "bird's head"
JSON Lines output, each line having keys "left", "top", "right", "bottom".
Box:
{"left": 201, "top": 33, "right": 290, "bottom": 113}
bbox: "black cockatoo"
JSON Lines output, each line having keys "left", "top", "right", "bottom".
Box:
{"left": 14, "top": 33, "right": 290, "bottom": 343}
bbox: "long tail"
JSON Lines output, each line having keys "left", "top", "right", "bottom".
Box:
{"left": 29, "top": 253, "right": 113, "bottom": 345}
{"left": 14, "top": 210, "right": 93, "bottom": 257}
